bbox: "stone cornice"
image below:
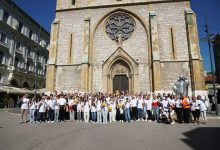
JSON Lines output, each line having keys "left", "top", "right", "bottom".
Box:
{"left": 56, "top": 0, "right": 190, "bottom": 12}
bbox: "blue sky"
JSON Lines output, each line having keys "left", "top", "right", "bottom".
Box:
{"left": 13, "top": 0, "right": 220, "bottom": 72}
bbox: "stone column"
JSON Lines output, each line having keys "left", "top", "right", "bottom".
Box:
{"left": 185, "top": 9, "right": 206, "bottom": 95}
{"left": 149, "top": 11, "right": 161, "bottom": 92}
{"left": 81, "top": 18, "right": 90, "bottom": 92}
{"left": 46, "top": 19, "right": 60, "bottom": 92}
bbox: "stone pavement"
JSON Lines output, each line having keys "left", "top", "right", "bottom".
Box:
{"left": 0, "top": 110, "right": 220, "bottom": 150}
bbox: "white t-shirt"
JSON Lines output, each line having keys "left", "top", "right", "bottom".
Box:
{"left": 54, "top": 99, "right": 59, "bottom": 110}
{"left": 91, "top": 105, "right": 97, "bottom": 112}
{"left": 29, "top": 102, "right": 36, "bottom": 110}
{"left": 47, "top": 99, "right": 55, "bottom": 110}
{"left": 96, "top": 101, "right": 101, "bottom": 111}
{"left": 84, "top": 102, "right": 90, "bottom": 113}
{"left": 125, "top": 102, "right": 130, "bottom": 109}
{"left": 137, "top": 99, "right": 143, "bottom": 109}
{"left": 162, "top": 100, "right": 169, "bottom": 111}
{"left": 146, "top": 99, "right": 152, "bottom": 110}
{"left": 130, "top": 99, "right": 137, "bottom": 107}
{"left": 175, "top": 99, "right": 182, "bottom": 108}
{"left": 199, "top": 100, "right": 207, "bottom": 111}
{"left": 68, "top": 99, "right": 74, "bottom": 106}
{"left": 39, "top": 102, "right": 46, "bottom": 112}
{"left": 77, "top": 102, "right": 82, "bottom": 112}
{"left": 21, "top": 98, "right": 29, "bottom": 110}
{"left": 58, "top": 98, "right": 66, "bottom": 106}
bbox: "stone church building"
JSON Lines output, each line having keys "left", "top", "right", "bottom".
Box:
{"left": 46, "top": 0, "right": 206, "bottom": 95}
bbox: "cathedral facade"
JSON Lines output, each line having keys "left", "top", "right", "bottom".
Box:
{"left": 46, "top": 0, "right": 206, "bottom": 95}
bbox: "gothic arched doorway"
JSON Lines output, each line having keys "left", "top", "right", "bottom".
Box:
{"left": 102, "top": 47, "right": 139, "bottom": 93}
{"left": 111, "top": 61, "right": 130, "bottom": 93}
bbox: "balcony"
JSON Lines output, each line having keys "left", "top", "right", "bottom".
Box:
{"left": 0, "top": 41, "right": 9, "bottom": 52}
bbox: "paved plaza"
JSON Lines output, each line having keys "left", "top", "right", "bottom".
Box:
{"left": 0, "top": 110, "right": 220, "bottom": 150}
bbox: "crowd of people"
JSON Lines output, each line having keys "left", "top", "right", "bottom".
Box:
{"left": 19, "top": 91, "right": 208, "bottom": 125}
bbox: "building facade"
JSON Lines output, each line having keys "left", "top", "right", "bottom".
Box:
{"left": 46, "top": 0, "right": 206, "bottom": 95}
{"left": 213, "top": 33, "right": 220, "bottom": 84}
{"left": 0, "top": 0, "right": 50, "bottom": 89}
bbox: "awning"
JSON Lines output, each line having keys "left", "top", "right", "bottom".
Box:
{"left": 0, "top": 86, "right": 34, "bottom": 94}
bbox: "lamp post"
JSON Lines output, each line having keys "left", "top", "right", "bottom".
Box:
{"left": 202, "top": 19, "right": 219, "bottom": 115}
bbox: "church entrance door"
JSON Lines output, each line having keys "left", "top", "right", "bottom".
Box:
{"left": 113, "top": 75, "right": 129, "bottom": 92}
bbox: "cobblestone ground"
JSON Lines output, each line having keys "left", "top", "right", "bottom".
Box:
{"left": 0, "top": 110, "right": 220, "bottom": 150}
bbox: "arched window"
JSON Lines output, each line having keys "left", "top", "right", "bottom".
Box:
{"left": 23, "top": 82, "right": 29, "bottom": 88}
{"left": 11, "top": 79, "right": 18, "bottom": 87}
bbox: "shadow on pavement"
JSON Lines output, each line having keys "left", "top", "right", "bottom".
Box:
{"left": 181, "top": 127, "right": 220, "bottom": 150}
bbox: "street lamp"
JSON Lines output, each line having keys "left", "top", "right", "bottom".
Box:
{"left": 201, "top": 19, "right": 219, "bottom": 116}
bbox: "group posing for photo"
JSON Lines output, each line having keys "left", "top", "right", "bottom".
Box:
{"left": 19, "top": 91, "right": 208, "bottom": 125}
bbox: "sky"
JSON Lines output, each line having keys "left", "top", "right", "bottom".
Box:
{"left": 13, "top": 0, "right": 220, "bottom": 72}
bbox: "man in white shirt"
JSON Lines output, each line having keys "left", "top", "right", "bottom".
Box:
{"left": 37, "top": 97, "right": 47, "bottom": 123}
{"left": 20, "top": 94, "right": 30, "bottom": 123}
{"left": 47, "top": 94, "right": 55, "bottom": 123}
{"left": 130, "top": 96, "right": 138, "bottom": 121}
{"left": 137, "top": 96, "right": 143, "bottom": 121}
{"left": 58, "top": 95, "right": 67, "bottom": 122}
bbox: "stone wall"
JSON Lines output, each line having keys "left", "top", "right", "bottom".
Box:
{"left": 55, "top": 66, "right": 81, "bottom": 92}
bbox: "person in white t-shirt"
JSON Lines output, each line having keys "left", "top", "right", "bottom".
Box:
{"left": 47, "top": 94, "right": 55, "bottom": 123}
{"left": 54, "top": 95, "right": 60, "bottom": 123}
{"left": 20, "top": 94, "right": 30, "bottom": 123}
{"left": 77, "top": 100, "right": 82, "bottom": 122}
{"left": 96, "top": 99, "right": 102, "bottom": 123}
{"left": 68, "top": 96, "right": 75, "bottom": 122}
{"left": 84, "top": 100, "right": 90, "bottom": 123}
{"left": 124, "top": 98, "right": 131, "bottom": 123}
{"left": 37, "top": 97, "right": 47, "bottom": 123}
{"left": 91, "top": 100, "right": 97, "bottom": 123}
{"left": 130, "top": 96, "right": 138, "bottom": 121}
{"left": 29, "top": 97, "right": 36, "bottom": 124}
{"left": 146, "top": 95, "right": 153, "bottom": 122}
{"left": 198, "top": 95, "right": 208, "bottom": 124}
{"left": 58, "top": 95, "right": 67, "bottom": 122}
{"left": 137, "top": 96, "right": 143, "bottom": 121}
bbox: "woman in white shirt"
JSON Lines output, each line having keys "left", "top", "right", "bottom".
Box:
{"left": 77, "top": 100, "right": 82, "bottom": 122}
{"left": 91, "top": 100, "right": 97, "bottom": 123}
{"left": 20, "top": 94, "right": 30, "bottom": 123}
{"left": 137, "top": 95, "right": 143, "bottom": 121}
{"left": 101, "top": 99, "right": 108, "bottom": 124}
{"left": 96, "top": 99, "right": 102, "bottom": 123}
{"left": 68, "top": 96, "right": 75, "bottom": 122}
{"left": 191, "top": 96, "right": 200, "bottom": 124}
{"left": 54, "top": 96, "right": 60, "bottom": 123}
{"left": 83, "top": 100, "right": 90, "bottom": 123}
{"left": 198, "top": 95, "right": 208, "bottom": 124}
{"left": 29, "top": 97, "right": 36, "bottom": 124}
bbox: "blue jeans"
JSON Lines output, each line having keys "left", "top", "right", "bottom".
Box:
{"left": 124, "top": 108, "right": 131, "bottom": 122}
{"left": 54, "top": 109, "right": 59, "bottom": 122}
{"left": 77, "top": 112, "right": 81, "bottom": 121}
{"left": 152, "top": 107, "right": 159, "bottom": 121}
{"left": 137, "top": 108, "right": 143, "bottom": 119}
{"left": 91, "top": 112, "right": 97, "bottom": 122}
{"left": 143, "top": 106, "right": 148, "bottom": 120}
{"left": 97, "top": 111, "right": 102, "bottom": 123}
{"left": 29, "top": 109, "right": 35, "bottom": 123}
{"left": 102, "top": 110, "right": 108, "bottom": 123}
